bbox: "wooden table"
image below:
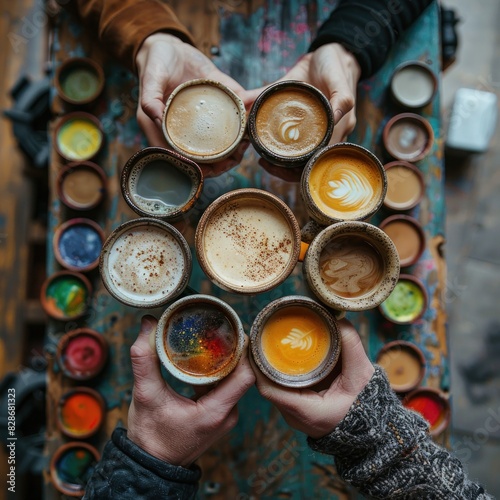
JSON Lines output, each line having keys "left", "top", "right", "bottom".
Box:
{"left": 44, "top": 2, "right": 447, "bottom": 498}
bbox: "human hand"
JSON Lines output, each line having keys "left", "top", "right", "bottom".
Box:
{"left": 251, "top": 319, "right": 374, "bottom": 439}
{"left": 127, "top": 315, "right": 255, "bottom": 467}
{"left": 135, "top": 33, "right": 251, "bottom": 177}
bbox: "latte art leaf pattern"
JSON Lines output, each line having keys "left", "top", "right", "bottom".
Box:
{"left": 326, "top": 170, "right": 374, "bottom": 211}
{"left": 281, "top": 328, "right": 314, "bottom": 351}
{"left": 280, "top": 119, "right": 301, "bottom": 142}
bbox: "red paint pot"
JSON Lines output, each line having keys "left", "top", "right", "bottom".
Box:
{"left": 403, "top": 387, "right": 450, "bottom": 436}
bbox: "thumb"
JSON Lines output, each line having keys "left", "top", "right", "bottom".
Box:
{"left": 140, "top": 71, "right": 167, "bottom": 128}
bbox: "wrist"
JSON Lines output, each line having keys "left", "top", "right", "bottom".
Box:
{"left": 332, "top": 43, "right": 362, "bottom": 83}
{"left": 136, "top": 32, "right": 183, "bottom": 74}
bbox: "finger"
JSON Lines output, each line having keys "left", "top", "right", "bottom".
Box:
{"left": 137, "top": 106, "right": 168, "bottom": 147}
{"left": 140, "top": 70, "right": 167, "bottom": 127}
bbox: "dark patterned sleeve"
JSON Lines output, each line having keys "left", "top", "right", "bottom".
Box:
{"left": 308, "top": 368, "right": 492, "bottom": 499}
{"left": 309, "top": 0, "right": 434, "bottom": 79}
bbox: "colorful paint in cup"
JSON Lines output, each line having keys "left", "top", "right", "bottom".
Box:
{"left": 57, "top": 161, "right": 107, "bottom": 210}
{"left": 57, "top": 328, "right": 108, "bottom": 380}
{"left": 41, "top": 271, "right": 91, "bottom": 320}
{"left": 50, "top": 442, "right": 100, "bottom": 497}
{"left": 250, "top": 296, "right": 341, "bottom": 388}
{"left": 55, "top": 57, "right": 105, "bottom": 106}
{"left": 380, "top": 215, "right": 426, "bottom": 267}
{"left": 54, "top": 112, "right": 104, "bottom": 162}
{"left": 54, "top": 218, "right": 104, "bottom": 272}
{"left": 403, "top": 387, "right": 450, "bottom": 436}
{"left": 390, "top": 61, "right": 437, "bottom": 109}
{"left": 156, "top": 295, "right": 245, "bottom": 385}
{"left": 379, "top": 274, "right": 427, "bottom": 324}
{"left": 383, "top": 113, "right": 434, "bottom": 163}
{"left": 383, "top": 161, "right": 425, "bottom": 211}
{"left": 57, "top": 387, "right": 105, "bottom": 439}
{"left": 376, "top": 340, "right": 426, "bottom": 393}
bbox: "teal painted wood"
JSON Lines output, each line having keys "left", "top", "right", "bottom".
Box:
{"left": 46, "top": 2, "right": 445, "bottom": 499}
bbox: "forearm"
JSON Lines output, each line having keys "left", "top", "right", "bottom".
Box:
{"left": 308, "top": 368, "right": 491, "bottom": 499}
{"left": 83, "top": 427, "right": 200, "bottom": 499}
{"left": 309, "top": 0, "right": 434, "bottom": 79}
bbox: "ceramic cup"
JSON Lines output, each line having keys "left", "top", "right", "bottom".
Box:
{"left": 383, "top": 160, "right": 425, "bottom": 211}
{"left": 99, "top": 218, "right": 192, "bottom": 308}
{"left": 195, "top": 188, "right": 302, "bottom": 294}
{"left": 162, "top": 78, "right": 247, "bottom": 163}
{"left": 156, "top": 294, "right": 245, "bottom": 385}
{"left": 247, "top": 80, "right": 334, "bottom": 168}
{"left": 301, "top": 143, "right": 387, "bottom": 225}
{"left": 250, "top": 295, "right": 341, "bottom": 388}
{"left": 303, "top": 221, "right": 400, "bottom": 312}
{"left": 121, "top": 146, "right": 203, "bottom": 220}
{"left": 390, "top": 61, "right": 437, "bottom": 109}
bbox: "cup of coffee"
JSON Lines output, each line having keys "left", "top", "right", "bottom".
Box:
{"left": 156, "top": 294, "right": 245, "bottom": 385}
{"left": 248, "top": 80, "right": 334, "bottom": 168}
{"left": 99, "top": 218, "right": 192, "bottom": 308}
{"left": 195, "top": 188, "right": 302, "bottom": 294}
{"left": 250, "top": 295, "right": 341, "bottom": 388}
{"left": 301, "top": 143, "right": 387, "bottom": 225}
{"left": 303, "top": 221, "right": 400, "bottom": 312}
{"left": 162, "top": 79, "right": 247, "bottom": 163}
{"left": 121, "top": 147, "right": 203, "bottom": 220}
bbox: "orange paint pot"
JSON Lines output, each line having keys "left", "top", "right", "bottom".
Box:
{"left": 57, "top": 387, "right": 105, "bottom": 439}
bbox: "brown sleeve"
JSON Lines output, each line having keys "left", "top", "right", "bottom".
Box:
{"left": 72, "top": 0, "right": 195, "bottom": 71}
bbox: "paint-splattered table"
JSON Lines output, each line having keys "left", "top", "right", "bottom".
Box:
{"left": 44, "top": 2, "right": 447, "bottom": 498}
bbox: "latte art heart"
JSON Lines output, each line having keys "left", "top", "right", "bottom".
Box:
{"left": 280, "top": 119, "right": 301, "bottom": 142}
{"left": 326, "top": 170, "right": 374, "bottom": 210}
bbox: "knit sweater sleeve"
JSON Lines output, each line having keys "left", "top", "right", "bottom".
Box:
{"left": 308, "top": 368, "right": 492, "bottom": 499}
{"left": 309, "top": 0, "right": 434, "bottom": 79}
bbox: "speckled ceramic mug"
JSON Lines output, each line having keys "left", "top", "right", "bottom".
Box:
{"left": 303, "top": 221, "right": 400, "bottom": 312}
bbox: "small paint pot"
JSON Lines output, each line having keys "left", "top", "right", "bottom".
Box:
{"left": 383, "top": 113, "right": 434, "bottom": 162}
{"left": 121, "top": 147, "right": 203, "bottom": 220}
{"left": 376, "top": 340, "right": 426, "bottom": 393}
{"left": 57, "top": 328, "right": 108, "bottom": 380}
{"left": 54, "top": 112, "right": 104, "bottom": 162}
{"left": 156, "top": 294, "right": 245, "bottom": 385}
{"left": 383, "top": 161, "right": 425, "bottom": 211}
{"left": 50, "top": 441, "right": 100, "bottom": 497}
{"left": 53, "top": 218, "right": 105, "bottom": 272}
{"left": 57, "top": 387, "right": 105, "bottom": 439}
{"left": 379, "top": 215, "right": 426, "bottom": 267}
{"left": 403, "top": 387, "right": 451, "bottom": 436}
{"left": 57, "top": 161, "right": 107, "bottom": 210}
{"left": 41, "top": 271, "right": 91, "bottom": 321}
{"left": 390, "top": 61, "right": 437, "bottom": 109}
{"left": 55, "top": 57, "right": 105, "bottom": 106}
{"left": 379, "top": 274, "right": 427, "bottom": 324}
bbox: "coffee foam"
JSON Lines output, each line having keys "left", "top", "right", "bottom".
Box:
{"left": 309, "top": 150, "right": 383, "bottom": 219}
{"left": 165, "top": 85, "right": 242, "bottom": 156}
{"left": 107, "top": 226, "right": 185, "bottom": 302}
{"left": 202, "top": 200, "right": 295, "bottom": 289}
{"left": 319, "top": 235, "right": 384, "bottom": 298}
{"left": 256, "top": 89, "right": 328, "bottom": 157}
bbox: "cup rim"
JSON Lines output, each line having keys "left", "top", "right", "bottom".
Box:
{"left": 379, "top": 214, "right": 426, "bottom": 267}
{"left": 156, "top": 294, "right": 246, "bottom": 385}
{"left": 378, "top": 273, "right": 428, "bottom": 324}
{"left": 390, "top": 60, "right": 438, "bottom": 109}
{"left": 249, "top": 295, "right": 341, "bottom": 388}
{"left": 53, "top": 218, "right": 105, "bottom": 272}
{"left": 376, "top": 339, "right": 426, "bottom": 393}
{"left": 383, "top": 160, "right": 425, "bottom": 211}
{"left": 382, "top": 113, "right": 434, "bottom": 163}
{"left": 56, "top": 160, "right": 107, "bottom": 211}
{"left": 162, "top": 78, "right": 247, "bottom": 163}
{"left": 194, "top": 188, "right": 302, "bottom": 294}
{"left": 300, "top": 142, "right": 387, "bottom": 225}
{"left": 99, "top": 217, "right": 192, "bottom": 308}
{"left": 56, "top": 328, "right": 108, "bottom": 380}
{"left": 49, "top": 441, "right": 101, "bottom": 496}
{"left": 56, "top": 386, "right": 106, "bottom": 439}
{"left": 247, "top": 80, "right": 334, "bottom": 168}
{"left": 54, "top": 56, "right": 105, "bottom": 106}
{"left": 303, "top": 221, "right": 400, "bottom": 311}
{"left": 54, "top": 111, "right": 104, "bottom": 162}
{"left": 40, "top": 271, "right": 92, "bottom": 321}
{"left": 120, "top": 146, "right": 204, "bottom": 220}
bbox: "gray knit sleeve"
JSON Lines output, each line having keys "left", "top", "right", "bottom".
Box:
{"left": 308, "top": 367, "right": 491, "bottom": 499}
